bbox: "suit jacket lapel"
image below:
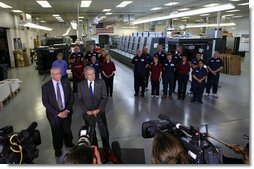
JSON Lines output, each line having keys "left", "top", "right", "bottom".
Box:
{"left": 93, "top": 79, "right": 99, "bottom": 97}
{"left": 61, "top": 80, "right": 67, "bottom": 104}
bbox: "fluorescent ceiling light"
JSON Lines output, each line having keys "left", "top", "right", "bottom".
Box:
{"left": 70, "top": 21, "right": 77, "bottom": 30}
{"left": 222, "top": 14, "right": 235, "bottom": 17}
{"left": 40, "top": 20, "right": 46, "bottom": 23}
{"left": 105, "top": 12, "right": 112, "bottom": 15}
{"left": 0, "top": 2, "right": 12, "bottom": 8}
{"left": 178, "top": 8, "right": 190, "bottom": 11}
{"left": 150, "top": 7, "right": 161, "bottom": 11}
{"left": 100, "top": 16, "right": 107, "bottom": 19}
{"left": 116, "top": 1, "right": 133, "bottom": 8}
{"left": 103, "top": 9, "right": 111, "bottom": 12}
{"left": 203, "top": 3, "right": 219, "bottom": 7}
{"left": 122, "top": 26, "right": 138, "bottom": 29}
{"left": 180, "top": 23, "right": 236, "bottom": 29}
{"left": 181, "top": 17, "right": 190, "bottom": 19}
{"left": 200, "top": 14, "right": 210, "bottom": 16}
{"left": 164, "top": 2, "right": 179, "bottom": 6}
{"left": 22, "top": 22, "right": 52, "bottom": 31}
{"left": 237, "top": 3, "right": 249, "bottom": 6}
{"left": 36, "top": 1, "right": 52, "bottom": 8}
{"left": 229, "top": 0, "right": 241, "bottom": 1}
{"left": 52, "top": 14, "right": 59, "bottom": 17}
{"left": 81, "top": 1, "right": 92, "bottom": 7}
{"left": 79, "top": 16, "right": 84, "bottom": 18}
{"left": 181, "top": 20, "right": 187, "bottom": 22}
{"left": 132, "top": 3, "right": 235, "bottom": 25}
{"left": 12, "top": 10, "right": 23, "bottom": 13}
{"left": 226, "top": 9, "right": 240, "bottom": 12}
{"left": 232, "top": 15, "right": 243, "bottom": 18}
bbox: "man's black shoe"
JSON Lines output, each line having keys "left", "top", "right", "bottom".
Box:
{"left": 55, "top": 151, "right": 62, "bottom": 157}
{"left": 191, "top": 99, "right": 196, "bottom": 103}
{"left": 141, "top": 93, "right": 144, "bottom": 97}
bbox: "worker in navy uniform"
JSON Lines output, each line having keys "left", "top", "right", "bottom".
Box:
{"left": 85, "top": 44, "right": 98, "bottom": 63}
{"left": 205, "top": 51, "right": 224, "bottom": 98}
{"left": 131, "top": 48, "right": 148, "bottom": 97}
{"left": 188, "top": 52, "right": 202, "bottom": 94}
{"left": 87, "top": 55, "right": 101, "bottom": 79}
{"left": 70, "top": 46, "right": 84, "bottom": 63}
{"left": 177, "top": 55, "right": 190, "bottom": 100}
{"left": 173, "top": 46, "right": 183, "bottom": 92}
{"left": 191, "top": 59, "right": 208, "bottom": 104}
{"left": 143, "top": 46, "right": 152, "bottom": 91}
{"left": 153, "top": 44, "right": 166, "bottom": 63}
{"left": 162, "top": 53, "right": 175, "bottom": 99}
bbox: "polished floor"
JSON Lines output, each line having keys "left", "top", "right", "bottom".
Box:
{"left": 0, "top": 53, "right": 250, "bottom": 164}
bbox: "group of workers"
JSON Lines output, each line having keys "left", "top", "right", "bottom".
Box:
{"left": 132, "top": 44, "right": 224, "bottom": 104}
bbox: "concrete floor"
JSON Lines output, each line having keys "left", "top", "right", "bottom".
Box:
{"left": 0, "top": 52, "right": 250, "bottom": 164}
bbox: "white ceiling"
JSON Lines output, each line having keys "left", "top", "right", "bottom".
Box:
{"left": 0, "top": 0, "right": 249, "bottom": 24}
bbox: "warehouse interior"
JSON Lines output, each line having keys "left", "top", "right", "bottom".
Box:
{"left": 0, "top": 0, "right": 251, "bottom": 165}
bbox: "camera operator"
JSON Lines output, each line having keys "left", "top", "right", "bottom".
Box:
{"left": 223, "top": 143, "right": 249, "bottom": 164}
{"left": 64, "top": 145, "right": 101, "bottom": 164}
{"left": 152, "top": 132, "right": 191, "bottom": 164}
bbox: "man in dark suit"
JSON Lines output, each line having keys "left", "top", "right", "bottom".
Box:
{"left": 42, "top": 67, "right": 74, "bottom": 157}
{"left": 77, "top": 66, "right": 110, "bottom": 157}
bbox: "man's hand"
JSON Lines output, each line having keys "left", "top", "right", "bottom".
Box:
{"left": 92, "top": 109, "right": 100, "bottom": 116}
{"left": 58, "top": 111, "right": 69, "bottom": 118}
{"left": 86, "top": 111, "right": 94, "bottom": 116}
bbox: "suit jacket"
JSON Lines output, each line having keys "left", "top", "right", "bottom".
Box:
{"left": 78, "top": 78, "right": 108, "bottom": 118}
{"left": 42, "top": 78, "right": 74, "bottom": 123}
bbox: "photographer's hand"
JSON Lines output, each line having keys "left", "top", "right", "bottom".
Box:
{"left": 227, "top": 144, "right": 244, "bottom": 154}
{"left": 91, "top": 146, "right": 102, "bottom": 164}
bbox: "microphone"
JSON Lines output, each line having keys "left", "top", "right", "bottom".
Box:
{"left": 26, "top": 122, "right": 38, "bottom": 134}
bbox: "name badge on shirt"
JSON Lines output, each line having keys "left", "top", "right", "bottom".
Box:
{"left": 211, "top": 60, "right": 214, "bottom": 62}
{"left": 165, "top": 64, "right": 168, "bottom": 66}
{"left": 141, "top": 59, "right": 145, "bottom": 62}
{"left": 170, "top": 64, "right": 174, "bottom": 66}
{"left": 216, "top": 60, "right": 221, "bottom": 62}
{"left": 93, "top": 53, "right": 96, "bottom": 56}
{"left": 196, "top": 70, "right": 199, "bottom": 72}
{"left": 135, "top": 59, "right": 138, "bottom": 61}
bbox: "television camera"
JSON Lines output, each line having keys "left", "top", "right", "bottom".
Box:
{"left": 142, "top": 114, "right": 223, "bottom": 164}
{"left": 77, "top": 123, "right": 122, "bottom": 164}
{"left": 0, "top": 122, "right": 41, "bottom": 164}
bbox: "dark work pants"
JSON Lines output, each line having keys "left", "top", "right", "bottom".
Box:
{"left": 73, "top": 78, "right": 79, "bottom": 93}
{"left": 163, "top": 75, "right": 174, "bottom": 96}
{"left": 192, "top": 81, "right": 205, "bottom": 102}
{"left": 102, "top": 76, "right": 114, "bottom": 96}
{"left": 83, "top": 112, "right": 110, "bottom": 154}
{"left": 206, "top": 73, "right": 220, "bottom": 94}
{"left": 134, "top": 73, "right": 145, "bottom": 94}
{"left": 145, "top": 68, "right": 150, "bottom": 88}
{"left": 151, "top": 80, "right": 160, "bottom": 96}
{"left": 49, "top": 116, "right": 73, "bottom": 152}
{"left": 173, "top": 70, "right": 178, "bottom": 92}
{"left": 178, "top": 74, "right": 189, "bottom": 99}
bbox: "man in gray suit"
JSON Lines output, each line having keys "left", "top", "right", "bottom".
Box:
{"left": 77, "top": 66, "right": 110, "bottom": 156}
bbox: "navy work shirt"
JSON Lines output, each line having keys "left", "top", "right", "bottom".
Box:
{"left": 192, "top": 67, "right": 208, "bottom": 83}
{"left": 163, "top": 60, "right": 175, "bottom": 75}
{"left": 173, "top": 54, "right": 182, "bottom": 65}
{"left": 85, "top": 51, "right": 98, "bottom": 62}
{"left": 153, "top": 52, "right": 167, "bottom": 63}
{"left": 87, "top": 61, "right": 101, "bottom": 79}
{"left": 206, "top": 58, "right": 224, "bottom": 71}
{"left": 131, "top": 55, "right": 148, "bottom": 75}
{"left": 70, "top": 52, "right": 84, "bottom": 60}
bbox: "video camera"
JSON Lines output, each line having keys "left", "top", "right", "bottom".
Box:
{"left": 78, "top": 124, "right": 95, "bottom": 146}
{"left": 0, "top": 122, "right": 41, "bottom": 164}
{"left": 142, "top": 114, "right": 223, "bottom": 164}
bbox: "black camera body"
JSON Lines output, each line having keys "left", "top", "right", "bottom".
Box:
{"left": 78, "top": 124, "right": 95, "bottom": 146}
{"left": 0, "top": 122, "right": 41, "bottom": 164}
{"left": 142, "top": 115, "right": 223, "bottom": 164}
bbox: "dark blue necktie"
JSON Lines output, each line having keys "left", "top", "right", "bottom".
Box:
{"left": 89, "top": 81, "right": 93, "bottom": 97}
